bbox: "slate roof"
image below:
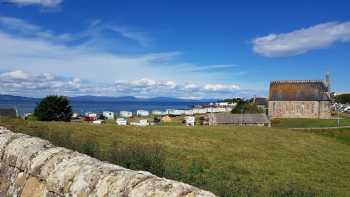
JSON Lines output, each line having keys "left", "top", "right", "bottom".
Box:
{"left": 269, "top": 80, "right": 330, "bottom": 101}
{"left": 210, "top": 113, "right": 270, "bottom": 124}
{"left": 254, "top": 97, "right": 267, "bottom": 106}
{"left": 0, "top": 108, "right": 17, "bottom": 117}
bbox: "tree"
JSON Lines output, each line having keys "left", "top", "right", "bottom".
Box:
{"left": 231, "top": 99, "right": 263, "bottom": 114}
{"left": 223, "top": 98, "right": 245, "bottom": 104}
{"left": 335, "top": 94, "right": 350, "bottom": 104}
{"left": 34, "top": 95, "right": 72, "bottom": 121}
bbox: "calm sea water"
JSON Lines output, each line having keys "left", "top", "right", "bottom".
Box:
{"left": 0, "top": 100, "right": 208, "bottom": 116}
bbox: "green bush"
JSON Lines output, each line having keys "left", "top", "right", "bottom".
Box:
{"left": 226, "top": 98, "right": 264, "bottom": 114}
{"left": 232, "top": 103, "right": 263, "bottom": 114}
{"left": 335, "top": 94, "right": 350, "bottom": 104}
{"left": 24, "top": 114, "right": 38, "bottom": 121}
{"left": 34, "top": 95, "right": 72, "bottom": 121}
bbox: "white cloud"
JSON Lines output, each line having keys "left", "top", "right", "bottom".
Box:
{"left": 1, "top": 70, "right": 30, "bottom": 80}
{"left": 0, "top": 16, "right": 73, "bottom": 42}
{"left": 0, "top": 17, "right": 248, "bottom": 98}
{"left": 0, "top": 70, "right": 83, "bottom": 96}
{"left": 4, "top": 0, "right": 63, "bottom": 8}
{"left": 0, "top": 70, "right": 241, "bottom": 98}
{"left": 108, "top": 25, "right": 151, "bottom": 47}
{"left": 113, "top": 78, "right": 240, "bottom": 98}
{"left": 0, "top": 18, "right": 239, "bottom": 83}
{"left": 0, "top": 17, "right": 154, "bottom": 49}
{"left": 252, "top": 22, "right": 350, "bottom": 57}
{"left": 82, "top": 21, "right": 152, "bottom": 47}
{"left": 0, "top": 16, "right": 40, "bottom": 32}
{"left": 203, "top": 84, "right": 240, "bottom": 91}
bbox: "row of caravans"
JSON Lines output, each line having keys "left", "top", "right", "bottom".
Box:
{"left": 82, "top": 112, "right": 197, "bottom": 126}
{"left": 77, "top": 102, "right": 237, "bottom": 125}
{"left": 116, "top": 116, "right": 196, "bottom": 127}
{"left": 80, "top": 110, "right": 149, "bottom": 121}
{"left": 83, "top": 106, "right": 235, "bottom": 120}
{"left": 152, "top": 107, "right": 234, "bottom": 116}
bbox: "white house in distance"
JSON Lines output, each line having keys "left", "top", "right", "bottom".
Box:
{"left": 120, "top": 111, "right": 132, "bottom": 118}
{"left": 192, "top": 108, "right": 207, "bottom": 114}
{"left": 130, "top": 119, "right": 149, "bottom": 126}
{"left": 85, "top": 112, "right": 97, "bottom": 118}
{"left": 84, "top": 112, "right": 97, "bottom": 121}
{"left": 184, "top": 109, "right": 194, "bottom": 115}
{"left": 184, "top": 116, "right": 195, "bottom": 126}
{"left": 215, "top": 102, "right": 229, "bottom": 107}
{"left": 116, "top": 118, "right": 127, "bottom": 126}
{"left": 152, "top": 110, "right": 166, "bottom": 116}
{"left": 207, "top": 107, "right": 226, "bottom": 113}
{"left": 167, "top": 109, "right": 185, "bottom": 116}
{"left": 103, "top": 111, "right": 115, "bottom": 120}
{"left": 136, "top": 110, "right": 150, "bottom": 117}
{"left": 72, "top": 113, "right": 80, "bottom": 119}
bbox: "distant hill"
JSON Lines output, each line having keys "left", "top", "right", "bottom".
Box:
{"left": 0, "top": 94, "right": 214, "bottom": 103}
{"left": 70, "top": 96, "right": 213, "bottom": 102}
{"left": 69, "top": 96, "right": 133, "bottom": 102}
{"left": 0, "top": 94, "right": 39, "bottom": 102}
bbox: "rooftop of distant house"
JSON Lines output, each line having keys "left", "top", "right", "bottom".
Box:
{"left": 0, "top": 107, "right": 17, "bottom": 117}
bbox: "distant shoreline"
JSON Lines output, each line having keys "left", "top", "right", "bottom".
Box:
{"left": 0, "top": 99, "right": 210, "bottom": 116}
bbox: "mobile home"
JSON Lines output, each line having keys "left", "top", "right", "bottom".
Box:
{"left": 120, "top": 111, "right": 132, "bottom": 118}
{"left": 103, "top": 111, "right": 115, "bottom": 120}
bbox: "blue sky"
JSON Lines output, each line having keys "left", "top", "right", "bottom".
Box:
{"left": 0, "top": 0, "right": 349, "bottom": 98}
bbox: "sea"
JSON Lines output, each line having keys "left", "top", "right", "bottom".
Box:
{"left": 0, "top": 100, "right": 209, "bottom": 116}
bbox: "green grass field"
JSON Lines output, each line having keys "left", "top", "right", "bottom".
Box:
{"left": 271, "top": 114, "right": 350, "bottom": 146}
{"left": 1, "top": 117, "right": 350, "bottom": 196}
{"left": 271, "top": 113, "right": 350, "bottom": 128}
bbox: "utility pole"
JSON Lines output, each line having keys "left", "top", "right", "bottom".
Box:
{"left": 210, "top": 107, "right": 213, "bottom": 126}
{"left": 240, "top": 109, "right": 243, "bottom": 126}
{"left": 337, "top": 108, "right": 340, "bottom": 128}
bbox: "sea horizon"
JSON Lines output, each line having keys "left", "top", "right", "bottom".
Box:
{"left": 0, "top": 99, "right": 210, "bottom": 116}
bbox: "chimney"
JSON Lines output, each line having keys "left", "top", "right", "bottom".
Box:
{"left": 325, "top": 72, "right": 331, "bottom": 92}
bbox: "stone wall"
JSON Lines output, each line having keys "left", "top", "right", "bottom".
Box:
{"left": 319, "top": 101, "right": 332, "bottom": 119}
{"left": 0, "top": 126, "right": 215, "bottom": 197}
{"left": 268, "top": 101, "right": 331, "bottom": 119}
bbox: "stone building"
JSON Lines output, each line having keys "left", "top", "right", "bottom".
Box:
{"left": 209, "top": 113, "right": 271, "bottom": 127}
{"left": 268, "top": 75, "right": 331, "bottom": 119}
{"left": 0, "top": 107, "right": 18, "bottom": 118}
{"left": 253, "top": 97, "right": 268, "bottom": 112}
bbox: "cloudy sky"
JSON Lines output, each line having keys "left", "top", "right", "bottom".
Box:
{"left": 0, "top": 0, "right": 349, "bottom": 98}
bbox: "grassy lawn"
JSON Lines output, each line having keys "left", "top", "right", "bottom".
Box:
{"left": 1, "top": 117, "right": 350, "bottom": 196}
{"left": 291, "top": 127, "right": 350, "bottom": 146}
{"left": 271, "top": 114, "right": 350, "bottom": 128}
{"left": 271, "top": 114, "right": 350, "bottom": 146}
